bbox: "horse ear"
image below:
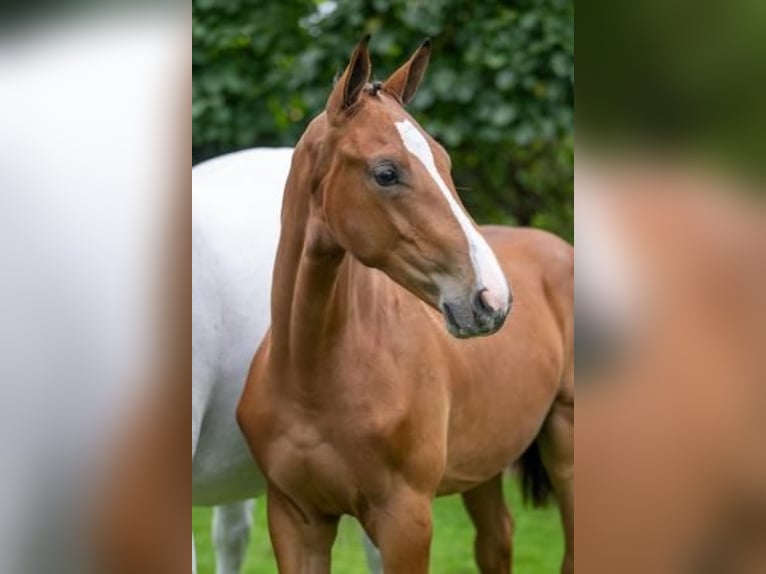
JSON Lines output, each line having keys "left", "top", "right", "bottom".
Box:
{"left": 382, "top": 38, "right": 431, "bottom": 105}
{"left": 326, "top": 35, "right": 372, "bottom": 122}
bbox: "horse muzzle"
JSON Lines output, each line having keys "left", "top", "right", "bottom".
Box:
{"left": 441, "top": 287, "right": 512, "bottom": 339}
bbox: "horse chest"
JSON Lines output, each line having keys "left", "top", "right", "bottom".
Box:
{"left": 261, "top": 371, "right": 436, "bottom": 501}
{"left": 264, "top": 421, "right": 359, "bottom": 514}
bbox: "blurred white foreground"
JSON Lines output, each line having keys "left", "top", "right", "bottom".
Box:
{"left": 0, "top": 8, "right": 184, "bottom": 573}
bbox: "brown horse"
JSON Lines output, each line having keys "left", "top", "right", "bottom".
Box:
{"left": 238, "top": 37, "right": 574, "bottom": 574}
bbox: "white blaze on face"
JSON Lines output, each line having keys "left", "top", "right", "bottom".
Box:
{"left": 394, "top": 119, "right": 510, "bottom": 311}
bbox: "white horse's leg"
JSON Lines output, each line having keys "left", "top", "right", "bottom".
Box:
{"left": 212, "top": 500, "right": 254, "bottom": 574}
{"left": 192, "top": 534, "right": 197, "bottom": 574}
{"left": 362, "top": 532, "right": 383, "bottom": 574}
{"left": 192, "top": 386, "right": 205, "bottom": 574}
{"left": 192, "top": 432, "right": 200, "bottom": 574}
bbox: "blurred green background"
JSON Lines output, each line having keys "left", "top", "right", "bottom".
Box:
{"left": 192, "top": 475, "right": 563, "bottom": 573}
{"left": 193, "top": 0, "right": 573, "bottom": 240}
{"left": 577, "top": 0, "right": 766, "bottom": 183}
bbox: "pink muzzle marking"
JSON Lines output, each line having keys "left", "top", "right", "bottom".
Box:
{"left": 480, "top": 288, "right": 507, "bottom": 314}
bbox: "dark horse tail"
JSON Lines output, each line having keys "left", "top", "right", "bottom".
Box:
{"left": 519, "top": 441, "right": 553, "bottom": 507}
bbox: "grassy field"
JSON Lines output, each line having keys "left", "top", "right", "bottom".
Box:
{"left": 192, "top": 475, "right": 563, "bottom": 573}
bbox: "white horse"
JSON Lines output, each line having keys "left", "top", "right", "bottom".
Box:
{"left": 192, "top": 148, "right": 382, "bottom": 573}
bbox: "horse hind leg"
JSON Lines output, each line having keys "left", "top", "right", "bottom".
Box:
{"left": 528, "top": 386, "right": 574, "bottom": 574}
{"left": 461, "top": 473, "right": 514, "bottom": 574}
{"left": 212, "top": 500, "right": 254, "bottom": 574}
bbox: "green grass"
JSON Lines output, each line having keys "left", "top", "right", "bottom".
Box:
{"left": 193, "top": 475, "right": 562, "bottom": 573}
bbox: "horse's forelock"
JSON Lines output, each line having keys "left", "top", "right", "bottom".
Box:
{"left": 331, "top": 70, "right": 384, "bottom": 96}
{"left": 368, "top": 80, "right": 383, "bottom": 96}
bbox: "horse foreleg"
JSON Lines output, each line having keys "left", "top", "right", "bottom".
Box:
{"left": 365, "top": 485, "right": 433, "bottom": 574}
{"left": 213, "top": 500, "right": 254, "bottom": 574}
{"left": 538, "top": 392, "right": 574, "bottom": 574}
{"left": 462, "top": 473, "right": 513, "bottom": 573}
{"left": 266, "top": 483, "right": 338, "bottom": 574}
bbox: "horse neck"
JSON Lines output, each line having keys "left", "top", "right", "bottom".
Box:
{"left": 269, "top": 121, "right": 357, "bottom": 373}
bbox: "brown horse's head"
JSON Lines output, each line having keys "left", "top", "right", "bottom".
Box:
{"left": 316, "top": 36, "right": 511, "bottom": 338}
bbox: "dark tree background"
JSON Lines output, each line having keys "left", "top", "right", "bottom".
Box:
{"left": 193, "top": 0, "right": 573, "bottom": 240}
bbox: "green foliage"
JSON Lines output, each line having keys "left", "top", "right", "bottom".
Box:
{"left": 193, "top": 0, "right": 573, "bottom": 240}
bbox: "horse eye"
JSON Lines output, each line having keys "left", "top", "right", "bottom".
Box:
{"left": 372, "top": 164, "right": 399, "bottom": 187}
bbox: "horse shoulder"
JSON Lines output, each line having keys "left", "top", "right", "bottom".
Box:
{"left": 482, "top": 225, "right": 572, "bottom": 313}
{"left": 483, "top": 226, "right": 574, "bottom": 388}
